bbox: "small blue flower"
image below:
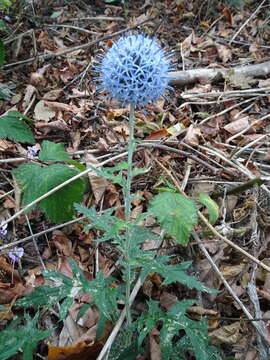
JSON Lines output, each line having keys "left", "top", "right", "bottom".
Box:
{"left": 95, "top": 34, "right": 173, "bottom": 107}
{"left": 0, "top": 220, "right": 7, "bottom": 237}
{"left": 8, "top": 247, "right": 24, "bottom": 263}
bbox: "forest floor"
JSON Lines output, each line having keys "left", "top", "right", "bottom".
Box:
{"left": 1, "top": 0, "right": 270, "bottom": 359}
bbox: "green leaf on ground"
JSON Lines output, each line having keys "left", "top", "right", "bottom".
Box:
{"left": 12, "top": 163, "right": 85, "bottom": 223}
{"left": 149, "top": 192, "right": 198, "bottom": 244}
{"left": 0, "top": 111, "right": 35, "bottom": 143}
{"left": 39, "top": 140, "right": 72, "bottom": 162}
{"left": 198, "top": 193, "right": 219, "bottom": 225}
{"left": 39, "top": 140, "right": 86, "bottom": 170}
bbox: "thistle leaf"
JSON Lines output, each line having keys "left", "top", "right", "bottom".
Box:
{"left": 0, "top": 312, "right": 51, "bottom": 360}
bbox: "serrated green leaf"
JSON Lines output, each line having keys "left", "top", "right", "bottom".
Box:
{"left": 149, "top": 192, "right": 198, "bottom": 244}
{"left": 39, "top": 140, "right": 72, "bottom": 162}
{"left": 0, "top": 39, "right": 5, "bottom": 67}
{"left": 39, "top": 140, "right": 85, "bottom": 170}
{"left": 198, "top": 193, "right": 219, "bottom": 225}
{"left": 75, "top": 203, "right": 126, "bottom": 243}
{"left": 0, "top": 111, "right": 35, "bottom": 143}
{"left": 7, "top": 110, "right": 33, "bottom": 123}
{"left": 12, "top": 163, "right": 85, "bottom": 222}
{"left": 0, "top": 312, "right": 51, "bottom": 360}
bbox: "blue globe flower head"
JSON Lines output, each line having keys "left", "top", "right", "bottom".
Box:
{"left": 95, "top": 33, "right": 173, "bottom": 107}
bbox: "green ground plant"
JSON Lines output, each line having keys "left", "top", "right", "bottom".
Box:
{"left": 0, "top": 32, "right": 222, "bottom": 359}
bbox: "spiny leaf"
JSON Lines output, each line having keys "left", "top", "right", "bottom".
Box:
{"left": 0, "top": 111, "right": 35, "bottom": 143}
{"left": 0, "top": 312, "right": 51, "bottom": 360}
{"left": 149, "top": 192, "right": 198, "bottom": 244}
{"left": 12, "top": 163, "right": 85, "bottom": 223}
{"left": 75, "top": 203, "right": 126, "bottom": 243}
{"left": 198, "top": 193, "right": 219, "bottom": 225}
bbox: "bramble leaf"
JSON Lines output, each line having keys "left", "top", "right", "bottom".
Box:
{"left": 39, "top": 140, "right": 72, "bottom": 162}
{"left": 149, "top": 192, "right": 198, "bottom": 244}
{"left": 198, "top": 193, "right": 219, "bottom": 225}
{"left": 12, "top": 163, "right": 85, "bottom": 223}
{"left": 0, "top": 111, "right": 35, "bottom": 143}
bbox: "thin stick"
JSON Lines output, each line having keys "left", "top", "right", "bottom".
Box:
{"left": 139, "top": 143, "right": 218, "bottom": 173}
{"left": 3, "top": 17, "right": 155, "bottom": 69}
{"left": 229, "top": 0, "right": 266, "bottom": 44}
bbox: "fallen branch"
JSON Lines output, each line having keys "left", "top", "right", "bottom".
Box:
{"left": 169, "top": 61, "right": 270, "bottom": 86}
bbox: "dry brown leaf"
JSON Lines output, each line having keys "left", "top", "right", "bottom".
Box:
{"left": 210, "top": 322, "right": 242, "bottom": 345}
{"left": 85, "top": 153, "right": 108, "bottom": 204}
{"left": 221, "top": 263, "right": 245, "bottom": 279}
{"left": 224, "top": 116, "right": 249, "bottom": 135}
{"left": 222, "top": 7, "right": 233, "bottom": 25}
{"left": 149, "top": 328, "right": 161, "bottom": 360}
{"left": 34, "top": 100, "right": 56, "bottom": 122}
{"left": 145, "top": 128, "right": 169, "bottom": 141}
{"left": 183, "top": 125, "right": 201, "bottom": 145}
{"left": 216, "top": 43, "right": 232, "bottom": 63}
{"left": 0, "top": 282, "right": 26, "bottom": 304}
{"left": 43, "top": 89, "right": 64, "bottom": 101}
{"left": 52, "top": 231, "right": 73, "bottom": 257}
{"left": 159, "top": 291, "right": 178, "bottom": 310}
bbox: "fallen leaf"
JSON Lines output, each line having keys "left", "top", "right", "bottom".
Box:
{"left": 224, "top": 116, "right": 249, "bottom": 135}
{"left": 222, "top": 7, "right": 233, "bottom": 25}
{"left": 43, "top": 89, "right": 64, "bottom": 101}
{"left": 34, "top": 100, "right": 56, "bottom": 122}
{"left": 85, "top": 153, "right": 108, "bottom": 204}
{"left": 210, "top": 322, "right": 242, "bottom": 345}
{"left": 149, "top": 328, "right": 161, "bottom": 360}
{"left": 183, "top": 124, "right": 201, "bottom": 145}
{"left": 145, "top": 128, "right": 169, "bottom": 141}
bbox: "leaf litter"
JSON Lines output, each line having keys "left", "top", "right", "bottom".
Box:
{"left": 1, "top": 0, "right": 270, "bottom": 359}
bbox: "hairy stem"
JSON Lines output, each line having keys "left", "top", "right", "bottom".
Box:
{"left": 124, "top": 103, "right": 135, "bottom": 326}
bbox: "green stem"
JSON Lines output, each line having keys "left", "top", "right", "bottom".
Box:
{"left": 124, "top": 103, "right": 135, "bottom": 327}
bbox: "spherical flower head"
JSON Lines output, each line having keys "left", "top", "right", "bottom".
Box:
{"left": 95, "top": 34, "right": 173, "bottom": 107}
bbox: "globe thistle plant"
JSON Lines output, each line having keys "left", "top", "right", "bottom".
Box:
{"left": 94, "top": 33, "right": 173, "bottom": 327}
{"left": 95, "top": 33, "right": 173, "bottom": 107}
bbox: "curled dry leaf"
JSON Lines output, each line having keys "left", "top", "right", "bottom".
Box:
{"left": 30, "top": 64, "right": 50, "bottom": 86}
{"left": 210, "top": 322, "right": 242, "bottom": 345}
{"left": 224, "top": 116, "right": 249, "bottom": 135}
{"left": 183, "top": 124, "right": 201, "bottom": 145}
{"left": 34, "top": 100, "right": 56, "bottom": 122}
{"left": 42, "top": 89, "right": 64, "bottom": 101}
{"left": 22, "top": 84, "right": 36, "bottom": 111}
{"left": 85, "top": 153, "right": 108, "bottom": 204}
{"left": 216, "top": 43, "right": 232, "bottom": 63}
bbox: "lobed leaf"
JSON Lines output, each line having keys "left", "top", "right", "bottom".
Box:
{"left": 149, "top": 192, "right": 198, "bottom": 244}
